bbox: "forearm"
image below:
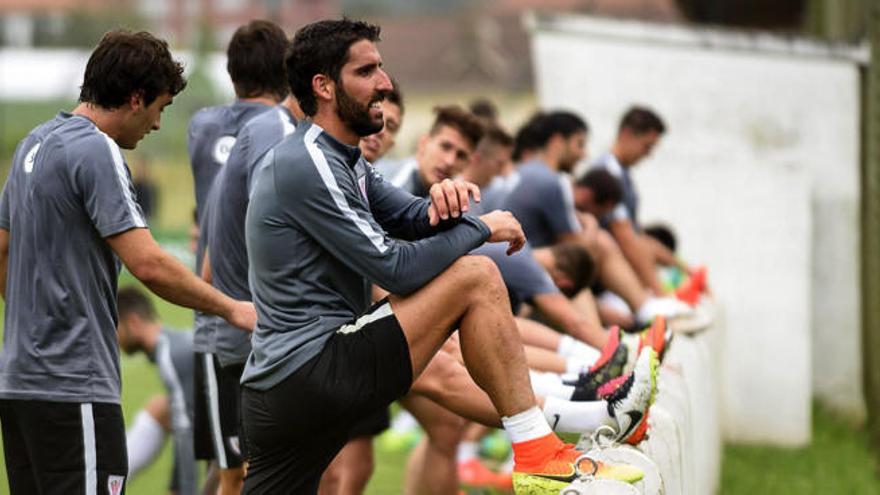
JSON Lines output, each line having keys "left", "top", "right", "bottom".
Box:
{"left": 533, "top": 293, "right": 606, "bottom": 349}
{"left": 135, "top": 251, "right": 234, "bottom": 319}
{"left": 614, "top": 225, "right": 665, "bottom": 295}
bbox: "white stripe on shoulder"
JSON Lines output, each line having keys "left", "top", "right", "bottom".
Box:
{"left": 277, "top": 108, "right": 296, "bottom": 137}
{"left": 391, "top": 159, "right": 416, "bottom": 188}
{"left": 81, "top": 403, "right": 97, "bottom": 495}
{"left": 100, "top": 133, "right": 146, "bottom": 228}
{"left": 303, "top": 124, "right": 388, "bottom": 254}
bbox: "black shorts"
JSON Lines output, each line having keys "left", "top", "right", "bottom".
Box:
{"left": 241, "top": 299, "right": 412, "bottom": 494}
{"left": 347, "top": 407, "right": 391, "bottom": 439}
{"left": 194, "top": 353, "right": 246, "bottom": 468}
{"left": 0, "top": 399, "right": 128, "bottom": 495}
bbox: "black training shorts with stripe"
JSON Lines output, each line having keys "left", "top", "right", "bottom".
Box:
{"left": 241, "top": 299, "right": 412, "bottom": 494}
{"left": 0, "top": 399, "right": 128, "bottom": 495}
{"left": 194, "top": 353, "right": 246, "bottom": 468}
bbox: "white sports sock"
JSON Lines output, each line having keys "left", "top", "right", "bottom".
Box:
{"left": 556, "top": 335, "right": 601, "bottom": 364}
{"left": 456, "top": 441, "right": 479, "bottom": 463}
{"left": 637, "top": 296, "right": 692, "bottom": 323}
{"left": 389, "top": 410, "right": 419, "bottom": 432}
{"left": 501, "top": 406, "right": 552, "bottom": 444}
{"left": 529, "top": 371, "right": 575, "bottom": 400}
{"left": 126, "top": 410, "right": 166, "bottom": 478}
{"left": 541, "top": 396, "right": 613, "bottom": 433}
{"left": 565, "top": 357, "right": 590, "bottom": 375}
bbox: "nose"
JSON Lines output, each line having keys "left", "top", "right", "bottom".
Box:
{"left": 376, "top": 68, "right": 393, "bottom": 92}
{"left": 152, "top": 116, "right": 161, "bottom": 131}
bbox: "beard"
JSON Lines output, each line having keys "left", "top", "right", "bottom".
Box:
{"left": 336, "top": 85, "right": 384, "bottom": 137}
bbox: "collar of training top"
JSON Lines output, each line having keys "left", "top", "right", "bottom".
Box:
{"left": 309, "top": 122, "right": 362, "bottom": 168}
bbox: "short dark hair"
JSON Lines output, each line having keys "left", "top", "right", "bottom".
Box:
{"left": 534, "top": 111, "right": 588, "bottom": 148}
{"left": 117, "top": 286, "right": 157, "bottom": 322}
{"left": 479, "top": 122, "right": 514, "bottom": 150}
{"left": 430, "top": 105, "right": 485, "bottom": 150}
{"left": 619, "top": 106, "right": 666, "bottom": 135}
{"left": 643, "top": 224, "right": 677, "bottom": 252}
{"left": 386, "top": 77, "right": 404, "bottom": 115}
{"left": 550, "top": 243, "right": 596, "bottom": 298}
{"left": 512, "top": 112, "right": 546, "bottom": 161}
{"left": 576, "top": 169, "right": 623, "bottom": 206}
{"left": 79, "top": 30, "right": 186, "bottom": 109}
{"left": 286, "top": 19, "right": 382, "bottom": 116}
{"left": 227, "top": 20, "right": 290, "bottom": 100}
{"left": 469, "top": 98, "right": 498, "bottom": 123}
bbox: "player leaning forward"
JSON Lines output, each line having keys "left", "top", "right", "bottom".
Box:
{"left": 0, "top": 31, "right": 256, "bottom": 495}
{"left": 240, "top": 19, "right": 627, "bottom": 495}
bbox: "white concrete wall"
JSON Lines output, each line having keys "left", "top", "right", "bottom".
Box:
{"left": 529, "top": 13, "right": 864, "bottom": 444}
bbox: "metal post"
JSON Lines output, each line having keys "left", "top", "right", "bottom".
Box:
{"left": 862, "top": 0, "right": 880, "bottom": 450}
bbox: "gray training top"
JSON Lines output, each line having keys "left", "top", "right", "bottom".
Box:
{"left": 591, "top": 152, "right": 639, "bottom": 229}
{"left": 0, "top": 112, "right": 147, "bottom": 403}
{"left": 389, "top": 167, "right": 559, "bottom": 315}
{"left": 242, "top": 122, "right": 491, "bottom": 390}
{"left": 153, "top": 329, "right": 197, "bottom": 495}
{"left": 204, "top": 105, "right": 297, "bottom": 366}
{"left": 502, "top": 159, "right": 582, "bottom": 248}
{"left": 187, "top": 100, "right": 273, "bottom": 227}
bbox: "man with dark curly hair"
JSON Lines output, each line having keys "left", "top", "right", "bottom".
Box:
{"left": 0, "top": 30, "right": 256, "bottom": 495}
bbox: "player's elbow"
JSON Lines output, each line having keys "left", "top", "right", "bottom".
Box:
{"left": 127, "top": 252, "right": 166, "bottom": 286}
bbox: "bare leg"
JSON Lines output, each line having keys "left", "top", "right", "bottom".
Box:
{"left": 337, "top": 437, "right": 375, "bottom": 495}
{"left": 590, "top": 231, "right": 649, "bottom": 311}
{"left": 390, "top": 256, "right": 535, "bottom": 417}
{"left": 318, "top": 453, "right": 343, "bottom": 495}
{"left": 402, "top": 395, "right": 467, "bottom": 495}
{"left": 572, "top": 290, "right": 603, "bottom": 331}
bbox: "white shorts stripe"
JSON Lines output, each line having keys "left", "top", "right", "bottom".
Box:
{"left": 203, "top": 354, "right": 228, "bottom": 469}
{"left": 336, "top": 302, "right": 394, "bottom": 335}
{"left": 81, "top": 403, "right": 97, "bottom": 495}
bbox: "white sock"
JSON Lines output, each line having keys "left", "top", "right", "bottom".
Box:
{"left": 501, "top": 406, "right": 553, "bottom": 444}
{"left": 565, "top": 357, "right": 590, "bottom": 375}
{"left": 541, "top": 396, "right": 613, "bottom": 433}
{"left": 390, "top": 410, "right": 419, "bottom": 432}
{"left": 637, "top": 296, "right": 692, "bottom": 323}
{"left": 457, "top": 441, "right": 479, "bottom": 463}
{"left": 557, "top": 335, "right": 601, "bottom": 364}
{"left": 530, "top": 371, "right": 575, "bottom": 400}
{"left": 126, "top": 410, "right": 166, "bottom": 478}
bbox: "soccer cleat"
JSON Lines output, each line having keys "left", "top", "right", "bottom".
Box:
{"left": 569, "top": 327, "right": 630, "bottom": 401}
{"left": 637, "top": 296, "right": 694, "bottom": 327}
{"left": 675, "top": 266, "right": 707, "bottom": 305}
{"left": 638, "top": 315, "right": 673, "bottom": 363}
{"left": 602, "top": 348, "right": 658, "bottom": 445}
{"left": 512, "top": 443, "right": 643, "bottom": 494}
{"left": 458, "top": 458, "right": 500, "bottom": 489}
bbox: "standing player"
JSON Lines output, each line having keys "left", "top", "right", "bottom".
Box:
{"left": 241, "top": 19, "right": 594, "bottom": 494}
{"left": 0, "top": 30, "right": 255, "bottom": 495}
{"left": 319, "top": 83, "right": 405, "bottom": 495}
{"left": 187, "top": 20, "right": 289, "bottom": 495}
{"left": 116, "top": 286, "right": 197, "bottom": 495}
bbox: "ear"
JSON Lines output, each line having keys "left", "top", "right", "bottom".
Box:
{"left": 128, "top": 91, "right": 145, "bottom": 112}
{"left": 312, "top": 74, "right": 335, "bottom": 104}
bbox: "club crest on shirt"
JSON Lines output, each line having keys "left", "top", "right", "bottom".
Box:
{"left": 213, "top": 136, "right": 237, "bottom": 165}
{"left": 108, "top": 475, "right": 125, "bottom": 495}
{"left": 23, "top": 142, "right": 41, "bottom": 174}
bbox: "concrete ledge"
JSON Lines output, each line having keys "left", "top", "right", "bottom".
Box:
{"left": 635, "top": 327, "right": 722, "bottom": 495}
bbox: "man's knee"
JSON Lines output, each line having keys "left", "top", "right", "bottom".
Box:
{"left": 447, "top": 255, "right": 506, "bottom": 297}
